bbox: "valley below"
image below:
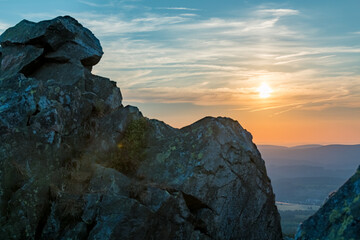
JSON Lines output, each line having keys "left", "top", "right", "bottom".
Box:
{"left": 259, "top": 144, "right": 360, "bottom": 237}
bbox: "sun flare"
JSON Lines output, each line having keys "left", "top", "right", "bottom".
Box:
{"left": 257, "top": 82, "right": 273, "bottom": 98}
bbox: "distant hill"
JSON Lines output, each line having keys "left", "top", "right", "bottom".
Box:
{"left": 289, "top": 144, "right": 323, "bottom": 150}
{"left": 258, "top": 144, "right": 360, "bottom": 204}
{"left": 258, "top": 144, "right": 360, "bottom": 170}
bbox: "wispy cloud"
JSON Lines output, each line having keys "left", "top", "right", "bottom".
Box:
{"left": 78, "top": 0, "right": 113, "bottom": 7}
{"left": 72, "top": 13, "right": 191, "bottom": 36}
{"left": 157, "top": 7, "right": 199, "bottom": 11}
{"left": 0, "top": 21, "right": 11, "bottom": 33}
{"left": 7, "top": 6, "right": 360, "bottom": 116}
{"left": 180, "top": 13, "right": 198, "bottom": 17}
{"left": 256, "top": 9, "right": 299, "bottom": 17}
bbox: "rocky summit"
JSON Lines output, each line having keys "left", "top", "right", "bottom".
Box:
{"left": 295, "top": 166, "right": 360, "bottom": 240}
{"left": 0, "top": 16, "right": 282, "bottom": 239}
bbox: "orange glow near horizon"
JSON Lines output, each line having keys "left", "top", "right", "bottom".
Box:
{"left": 245, "top": 118, "right": 360, "bottom": 147}
{"left": 130, "top": 100, "right": 360, "bottom": 147}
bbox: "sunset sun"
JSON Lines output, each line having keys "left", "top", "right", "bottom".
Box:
{"left": 257, "top": 82, "right": 273, "bottom": 98}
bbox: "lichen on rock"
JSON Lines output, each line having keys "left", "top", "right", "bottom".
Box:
{"left": 295, "top": 166, "right": 360, "bottom": 240}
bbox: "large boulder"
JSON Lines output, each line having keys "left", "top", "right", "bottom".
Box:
{"left": 295, "top": 166, "right": 360, "bottom": 240}
{"left": 0, "top": 16, "right": 282, "bottom": 239}
{"left": 0, "top": 16, "right": 103, "bottom": 70}
{"left": 136, "top": 117, "right": 282, "bottom": 239}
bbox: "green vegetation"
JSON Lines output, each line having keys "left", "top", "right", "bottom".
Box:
{"left": 338, "top": 214, "right": 353, "bottom": 236}
{"left": 109, "top": 117, "right": 149, "bottom": 174}
{"left": 353, "top": 195, "right": 360, "bottom": 203}
{"left": 329, "top": 209, "right": 341, "bottom": 223}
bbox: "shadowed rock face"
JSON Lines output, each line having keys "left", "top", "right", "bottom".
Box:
{"left": 0, "top": 16, "right": 282, "bottom": 240}
{"left": 295, "top": 166, "right": 360, "bottom": 240}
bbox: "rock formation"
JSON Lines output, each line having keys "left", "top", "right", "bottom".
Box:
{"left": 0, "top": 16, "right": 282, "bottom": 239}
{"left": 295, "top": 166, "right": 360, "bottom": 240}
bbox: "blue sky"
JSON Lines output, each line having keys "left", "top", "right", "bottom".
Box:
{"left": 1, "top": 0, "right": 360, "bottom": 145}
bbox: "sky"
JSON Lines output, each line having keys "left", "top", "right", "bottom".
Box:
{"left": 1, "top": 0, "right": 360, "bottom": 146}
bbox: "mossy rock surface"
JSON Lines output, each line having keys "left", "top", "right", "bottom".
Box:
{"left": 108, "top": 117, "right": 149, "bottom": 174}
{"left": 295, "top": 166, "right": 360, "bottom": 240}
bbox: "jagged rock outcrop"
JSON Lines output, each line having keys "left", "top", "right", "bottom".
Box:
{"left": 0, "top": 16, "right": 282, "bottom": 239}
{"left": 295, "top": 166, "right": 360, "bottom": 240}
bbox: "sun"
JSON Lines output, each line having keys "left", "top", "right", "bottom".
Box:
{"left": 257, "top": 82, "right": 273, "bottom": 98}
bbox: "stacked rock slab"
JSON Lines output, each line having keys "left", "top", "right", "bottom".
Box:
{"left": 0, "top": 16, "right": 282, "bottom": 239}
{"left": 295, "top": 166, "right": 360, "bottom": 240}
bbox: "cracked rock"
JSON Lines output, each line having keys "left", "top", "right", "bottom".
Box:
{"left": 0, "top": 16, "right": 282, "bottom": 240}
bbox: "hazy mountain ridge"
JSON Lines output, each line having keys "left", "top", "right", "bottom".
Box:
{"left": 259, "top": 144, "right": 360, "bottom": 204}
{"left": 259, "top": 144, "right": 360, "bottom": 169}
{"left": 259, "top": 144, "right": 360, "bottom": 237}
{"left": 258, "top": 145, "right": 360, "bottom": 169}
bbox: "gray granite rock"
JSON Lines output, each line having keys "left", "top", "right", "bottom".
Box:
{"left": 0, "top": 16, "right": 282, "bottom": 240}
{"left": 0, "top": 16, "right": 102, "bottom": 68}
